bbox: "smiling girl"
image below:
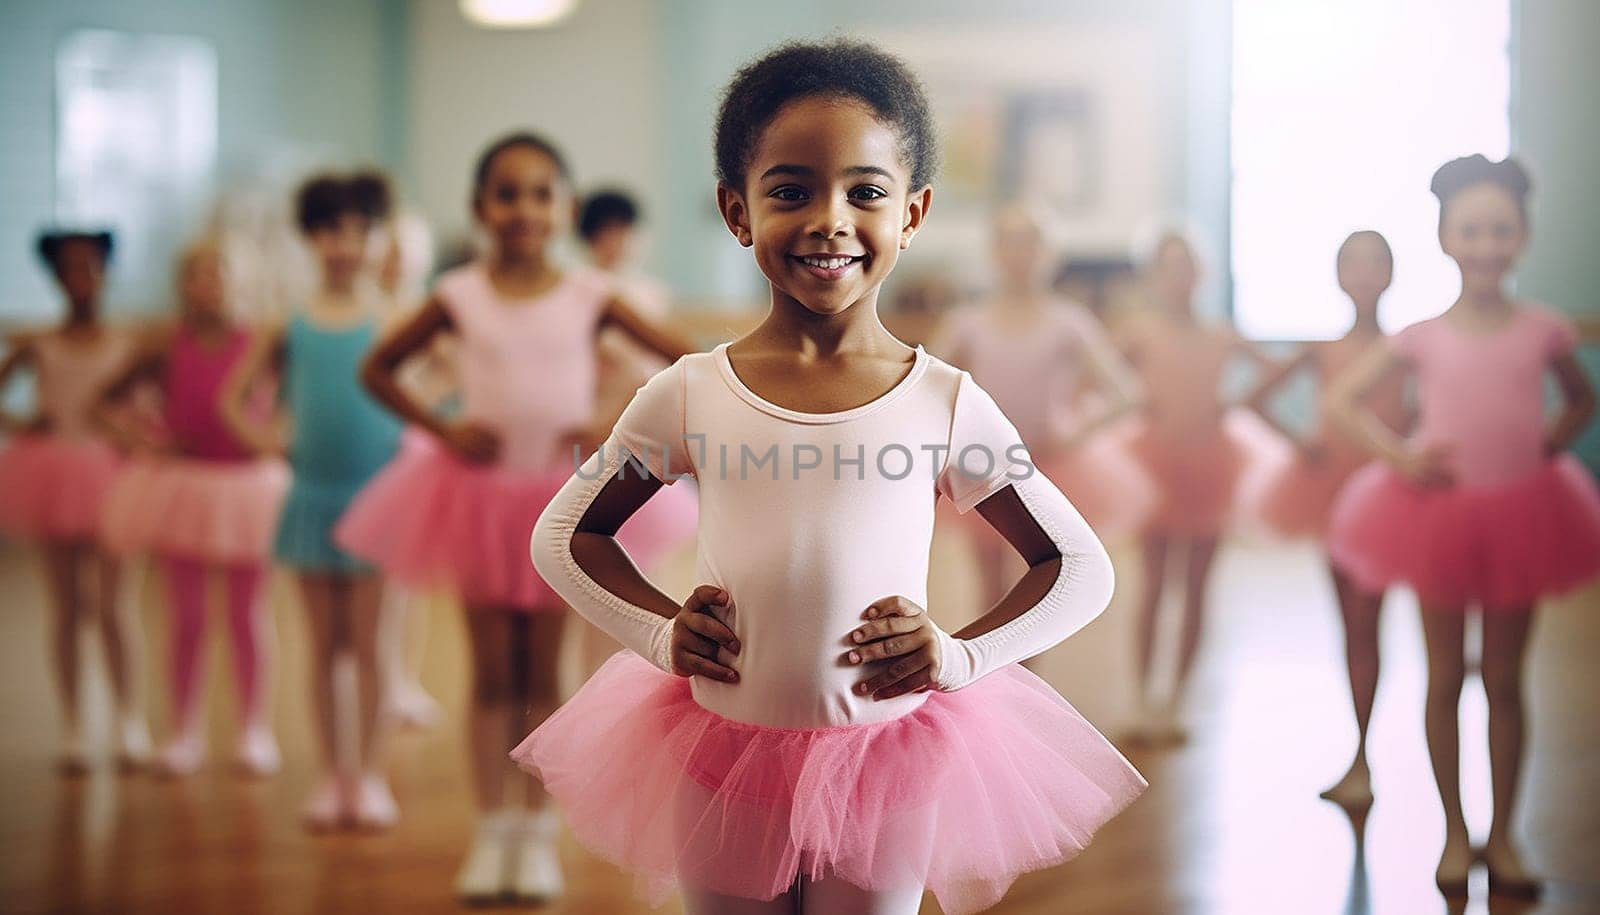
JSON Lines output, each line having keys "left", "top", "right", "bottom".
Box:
{"left": 334, "top": 132, "right": 693, "bottom": 902}
{"left": 1326, "top": 155, "right": 1600, "bottom": 899}
{"left": 514, "top": 40, "right": 1145, "bottom": 915}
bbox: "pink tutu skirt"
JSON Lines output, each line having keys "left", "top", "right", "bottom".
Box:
{"left": 100, "top": 456, "right": 289, "bottom": 563}
{"left": 1037, "top": 430, "right": 1157, "bottom": 537}
{"left": 513, "top": 651, "right": 1146, "bottom": 914}
{"left": 335, "top": 431, "right": 567, "bottom": 609}
{"left": 1121, "top": 412, "right": 1253, "bottom": 538}
{"left": 1250, "top": 448, "right": 1365, "bottom": 540}
{"left": 0, "top": 435, "right": 120, "bottom": 542}
{"left": 1327, "top": 455, "right": 1600, "bottom": 608}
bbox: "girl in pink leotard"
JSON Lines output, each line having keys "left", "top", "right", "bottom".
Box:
{"left": 1327, "top": 155, "right": 1600, "bottom": 899}
{"left": 337, "top": 132, "right": 695, "bottom": 903}
{"left": 516, "top": 41, "right": 1145, "bottom": 915}
{"left": 0, "top": 230, "right": 150, "bottom": 772}
{"left": 1243, "top": 230, "right": 1407, "bottom": 808}
{"left": 98, "top": 240, "right": 289, "bottom": 777}
{"left": 1114, "top": 228, "right": 1278, "bottom": 743}
{"left": 931, "top": 203, "right": 1150, "bottom": 607}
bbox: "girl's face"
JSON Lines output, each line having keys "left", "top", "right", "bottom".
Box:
{"left": 718, "top": 96, "right": 929, "bottom": 318}
{"left": 1149, "top": 236, "right": 1198, "bottom": 310}
{"left": 474, "top": 146, "right": 571, "bottom": 263}
{"left": 306, "top": 214, "right": 375, "bottom": 288}
{"left": 180, "top": 250, "right": 227, "bottom": 323}
{"left": 991, "top": 208, "right": 1048, "bottom": 290}
{"left": 1336, "top": 235, "right": 1393, "bottom": 306}
{"left": 587, "top": 222, "right": 636, "bottom": 272}
{"left": 1439, "top": 182, "right": 1526, "bottom": 293}
{"left": 52, "top": 238, "right": 106, "bottom": 316}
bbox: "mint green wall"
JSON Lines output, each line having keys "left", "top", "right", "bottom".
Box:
{"left": 1513, "top": 0, "right": 1600, "bottom": 472}
{"left": 0, "top": 0, "right": 400, "bottom": 321}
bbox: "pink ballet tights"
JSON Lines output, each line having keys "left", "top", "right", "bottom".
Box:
{"left": 163, "top": 557, "right": 268, "bottom": 733}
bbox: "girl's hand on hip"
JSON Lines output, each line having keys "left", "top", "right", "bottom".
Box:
{"left": 671, "top": 585, "right": 740, "bottom": 683}
{"left": 1396, "top": 443, "right": 1455, "bottom": 487}
{"left": 848, "top": 595, "right": 942, "bottom": 700}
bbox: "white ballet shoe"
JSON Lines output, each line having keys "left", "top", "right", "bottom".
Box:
{"left": 353, "top": 774, "right": 400, "bottom": 831}
{"left": 456, "top": 810, "right": 516, "bottom": 903}
{"left": 383, "top": 681, "right": 442, "bottom": 731}
{"left": 156, "top": 734, "right": 206, "bottom": 777}
{"left": 510, "top": 808, "right": 564, "bottom": 903}
{"left": 116, "top": 717, "right": 153, "bottom": 770}
{"left": 233, "top": 726, "right": 281, "bottom": 777}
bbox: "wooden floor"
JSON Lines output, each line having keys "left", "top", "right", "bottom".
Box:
{"left": 1, "top": 531, "right": 1597, "bottom": 915}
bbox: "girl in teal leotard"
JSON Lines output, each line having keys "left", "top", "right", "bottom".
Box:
{"left": 220, "top": 171, "right": 403, "bottom": 832}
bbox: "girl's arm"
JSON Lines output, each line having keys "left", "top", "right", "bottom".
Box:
{"left": 1053, "top": 312, "right": 1144, "bottom": 448}
{"left": 598, "top": 295, "right": 696, "bottom": 363}
{"left": 0, "top": 336, "right": 39, "bottom": 432}
{"left": 1545, "top": 351, "right": 1597, "bottom": 455}
{"left": 362, "top": 297, "right": 503, "bottom": 463}
{"left": 1241, "top": 346, "right": 1315, "bottom": 449}
{"left": 926, "top": 472, "right": 1115, "bottom": 692}
{"left": 531, "top": 441, "right": 685, "bottom": 672}
{"left": 530, "top": 361, "right": 737, "bottom": 678}
{"left": 218, "top": 326, "right": 288, "bottom": 457}
{"left": 90, "top": 325, "right": 172, "bottom": 447}
{"left": 1324, "top": 339, "right": 1448, "bottom": 487}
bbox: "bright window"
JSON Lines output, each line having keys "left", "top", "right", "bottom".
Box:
{"left": 1231, "top": 0, "right": 1510, "bottom": 339}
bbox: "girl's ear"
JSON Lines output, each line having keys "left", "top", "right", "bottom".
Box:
{"left": 900, "top": 186, "right": 933, "bottom": 250}
{"left": 716, "top": 183, "right": 754, "bottom": 247}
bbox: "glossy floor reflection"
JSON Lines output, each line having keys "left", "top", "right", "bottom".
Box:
{"left": 0, "top": 536, "right": 1596, "bottom": 913}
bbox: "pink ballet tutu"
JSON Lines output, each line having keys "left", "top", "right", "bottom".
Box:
{"left": 100, "top": 456, "right": 289, "bottom": 563}
{"left": 1327, "top": 455, "right": 1600, "bottom": 608}
{"left": 335, "top": 431, "right": 571, "bottom": 610}
{"left": 513, "top": 651, "right": 1147, "bottom": 914}
{"left": 1121, "top": 415, "right": 1240, "bottom": 538}
{"left": 615, "top": 479, "right": 699, "bottom": 571}
{"left": 1037, "top": 431, "right": 1157, "bottom": 537}
{"left": 0, "top": 435, "right": 120, "bottom": 542}
{"left": 1249, "top": 445, "right": 1365, "bottom": 540}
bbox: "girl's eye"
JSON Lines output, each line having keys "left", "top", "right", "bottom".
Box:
{"left": 851, "top": 186, "right": 888, "bottom": 201}
{"left": 495, "top": 187, "right": 518, "bottom": 203}
{"left": 769, "top": 185, "right": 808, "bottom": 202}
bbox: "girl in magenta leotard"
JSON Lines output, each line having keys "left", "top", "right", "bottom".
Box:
{"left": 1326, "top": 155, "right": 1600, "bottom": 898}
{"left": 98, "top": 241, "right": 288, "bottom": 777}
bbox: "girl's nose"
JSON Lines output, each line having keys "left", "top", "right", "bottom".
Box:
{"left": 807, "top": 196, "right": 850, "bottom": 239}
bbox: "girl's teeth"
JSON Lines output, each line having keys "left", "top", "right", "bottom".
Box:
{"left": 802, "top": 256, "right": 853, "bottom": 270}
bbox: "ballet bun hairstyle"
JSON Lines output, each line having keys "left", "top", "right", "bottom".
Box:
{"left": 714, "top": 39, "right": 939, "bottom": 193}
{"left": 36, "top": 229, "right": 114, "bottom": 269}
{"left": 296, "top": 170, "right": 394, "bottom": 234}
{"left": 472, "top": 131, "right": 572, "bottom": 200}
{"left": 1429, "top": 154, "right": 1531, "bottom": 230}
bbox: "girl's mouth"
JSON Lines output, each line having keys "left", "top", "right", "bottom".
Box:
{"left": 792, "top": 254, "right": 863, "bottom": 281}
